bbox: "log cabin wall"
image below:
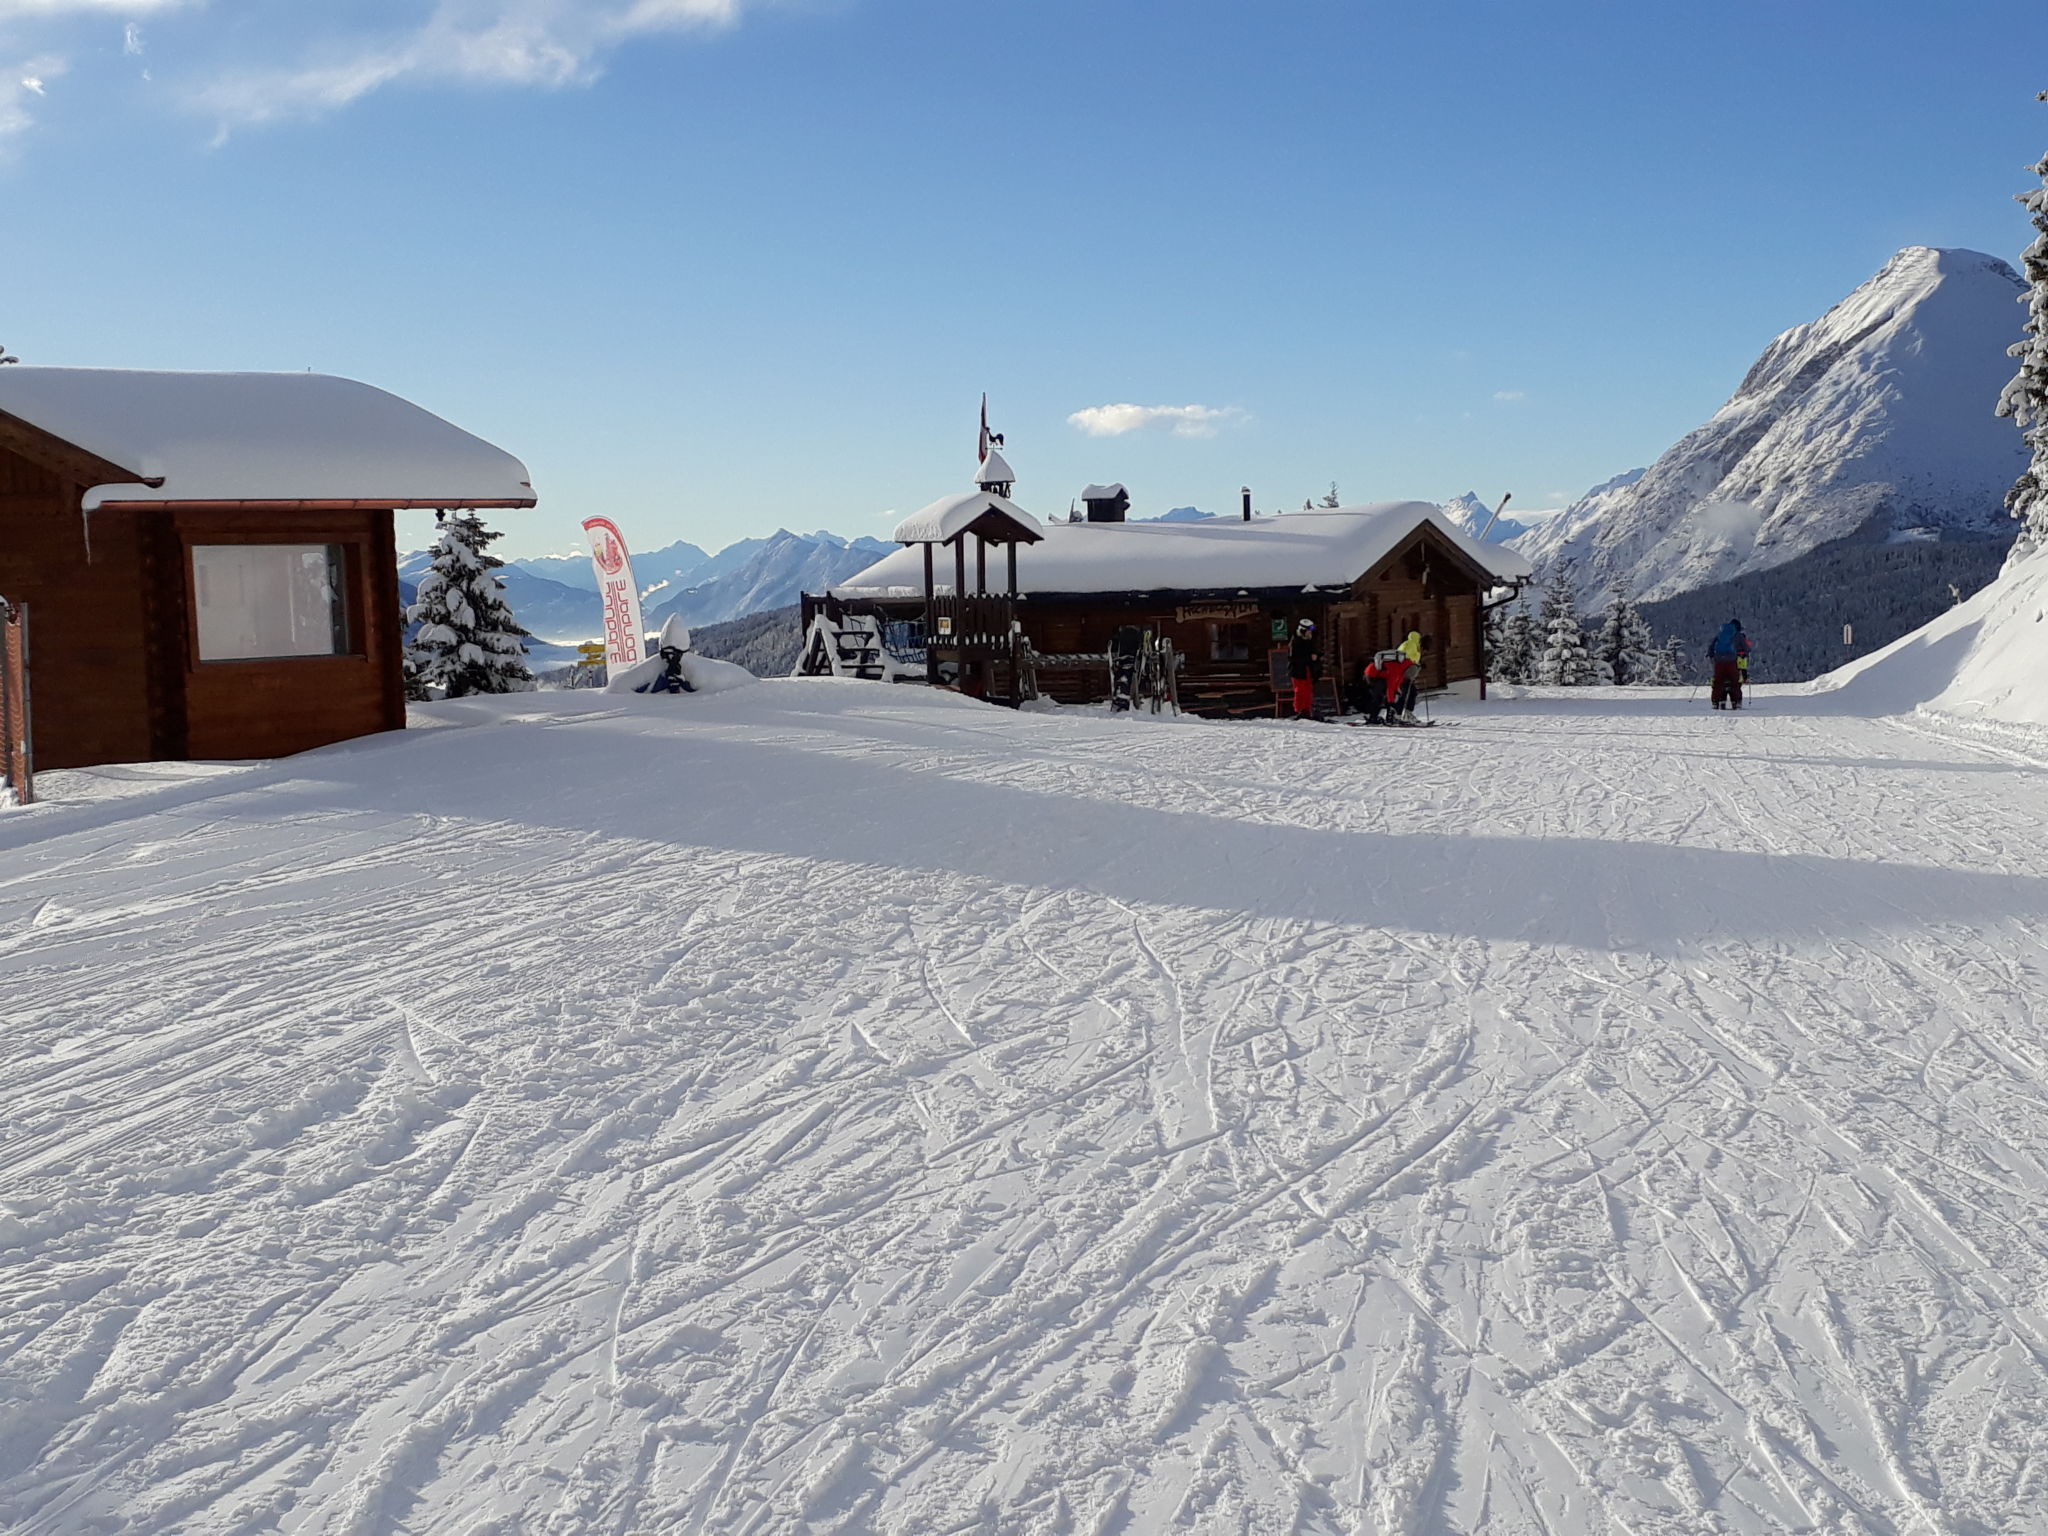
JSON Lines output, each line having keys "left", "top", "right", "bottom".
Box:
{"left": 0, "top": 446, "right": 161, "bottom": 769}
{"left": 169, "top": 508, "right": 404, "bottom": 761}
{"left": 0, "top": 465, "right": 407, "bottom": 769}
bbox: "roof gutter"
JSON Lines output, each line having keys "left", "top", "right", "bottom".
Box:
{"left": 88, "top": 497, "right": 541, "bottom": 512}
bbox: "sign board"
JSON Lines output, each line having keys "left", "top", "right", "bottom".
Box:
{"left": 581, "top": 517, "right": 645, "bottom": 670}
{"left": 1175, "top": 602, "right": 1261, "bottom": 623}
{"left": 574, "top": 641, "right": 608, "bottom": 667}
{"left": 936, "top": 616, "right": 954, "bottom": 636}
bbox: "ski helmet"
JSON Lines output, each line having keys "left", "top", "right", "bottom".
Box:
{"left": 1297, "top": 619, "right": 1315, "bottom": 634}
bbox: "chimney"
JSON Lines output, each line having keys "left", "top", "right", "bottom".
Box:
{"left": 1081, "top": 483, "right": 1130, "bottom": 523}
{"left": 1241, "top": 486, "right": 1252, "bottom": 522}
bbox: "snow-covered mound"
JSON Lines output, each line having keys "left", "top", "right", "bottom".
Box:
{"left": 603, "top": 648, "right": 756, "bottom": 695}
{"left": 1515, "top": 247, "right": 2028, "bottom": 599}
{"left": 1806, "top": 541, "right": 2048, "bottom": 731}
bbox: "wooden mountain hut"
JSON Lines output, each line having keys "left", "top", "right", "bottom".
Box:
{"left": 0, "top": 367, "right": 535, "bottom": 769}
{"left": 811, "top": 501, "right": 1531, "bottom": 717}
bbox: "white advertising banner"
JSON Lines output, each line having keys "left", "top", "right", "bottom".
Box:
{"left": 582, "top": 517, "right": 646, "bottom": 670}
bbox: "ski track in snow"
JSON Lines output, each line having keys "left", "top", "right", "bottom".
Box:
{"left": 3, "top": 680, "right": 2048, "bottom": 1534}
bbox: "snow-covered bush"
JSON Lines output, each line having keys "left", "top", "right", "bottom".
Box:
{"left": 1998, "top": 127, "right": 2048, "bottom": 560}
{"left": 1646, "top": 636, "right": 1686, "bottom": 685}
{"left": 406, "top": 512, "right": 533, "bottom": 698}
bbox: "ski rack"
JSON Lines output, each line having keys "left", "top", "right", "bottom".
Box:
{"left": 1016, "top": 637, "right": 1180, "bottom": 714}
{"left": 0, "top": 595, "right": 30, "bottom": 807}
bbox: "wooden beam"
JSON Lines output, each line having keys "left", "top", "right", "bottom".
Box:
{"left": 923, "top": 543, "right": 937, "bottom": 686}
{"left": 0, "top": 408, "right": 148, "bottom": 493}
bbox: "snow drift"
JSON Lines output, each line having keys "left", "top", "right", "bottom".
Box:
{"left": 1516, "top": 247, "right": 2028, "bottom": 600}
{"left": 1807, "top": 541, "right": 2048, "bottom": 733}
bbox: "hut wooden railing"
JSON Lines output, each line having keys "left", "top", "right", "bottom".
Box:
{"left": 926, "top": 595, "right": 1017, "bottom": 657}
{"left": 0, "top": 596, "right": 31, "bottom": 807}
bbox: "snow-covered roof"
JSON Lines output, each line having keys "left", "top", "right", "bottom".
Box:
{"left": 1080, "top": 483, "right": 1127, "bottom": 502}
{"left": 0, "top": 367, "right": 536, "bottom": 511}
{"left": 842, "top": 502, "right": 1531, "bottom": 597}
{"left": 975, "top": 448, "right": 1016, "bottom": 486}
{"left": 891, "top": 490, "right": 1046, "bottom": 546}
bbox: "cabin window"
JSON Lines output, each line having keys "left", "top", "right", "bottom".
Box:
{"left": 1208, "top": 622, "right": 1250, "bottom": 661}
{"left": 192, "top": 544, "right": 348, "bottom": 661}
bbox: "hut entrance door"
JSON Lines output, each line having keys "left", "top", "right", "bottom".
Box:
{"left": 1330, "top": 602, "right": 1369, "bottom": 711}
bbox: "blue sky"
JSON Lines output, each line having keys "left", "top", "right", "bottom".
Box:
{"left": 4, "top": 0, "right": 2043, "bottom": 558}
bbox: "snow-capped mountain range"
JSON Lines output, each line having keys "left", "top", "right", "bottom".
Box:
{"left": 401, "top": 529, "right": 894, "bottom": 643}
{"left": 1437, "top": 491, "right": 1542, "bottom": 544}
{"left": 1513, "top": 247, "right": 2030, "bottom": 600}
{"left": 644, "top": 530, "right": 893, "bottom": 628}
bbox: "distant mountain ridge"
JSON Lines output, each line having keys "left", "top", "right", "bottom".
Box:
{"left": 645, "top": 530, "right": 893, "bottom": 629}
{"left": 403, "top": 529, "right": 896, "bottom": 643}
{"left": 1438, "top": 491, "right": 1539, "bottom": 544}
{"left": 1513, "top": 247, "right": 2030, "bottom": 601}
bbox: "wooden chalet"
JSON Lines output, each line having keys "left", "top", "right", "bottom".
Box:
{"left": 0, "top": 367, "right": 535, "bottom": 770}
{"left": 804, "top": 465, "right": 1531, "bottom": 716}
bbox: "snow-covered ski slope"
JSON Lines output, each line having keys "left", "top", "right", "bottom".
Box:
{"left": 5, "top": 681, "right": 2048, "bottom": 1535}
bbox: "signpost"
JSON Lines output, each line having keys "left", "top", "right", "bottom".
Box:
{"left": 581, "top": 518, "right": 645, "bottom": 671}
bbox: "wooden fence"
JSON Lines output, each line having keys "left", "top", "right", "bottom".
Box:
{"left": 0, "top": 597, "right": 29, "bottom": 806}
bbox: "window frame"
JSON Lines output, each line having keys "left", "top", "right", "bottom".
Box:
{"left": 185, "top": 540, "right": 361, "bottom": 666}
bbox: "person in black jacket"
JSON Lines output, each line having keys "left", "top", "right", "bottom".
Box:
{"left": 1288, "top": 619, "right": 1320, "bottom": 718}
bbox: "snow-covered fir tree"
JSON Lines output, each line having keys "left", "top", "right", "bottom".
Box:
{"left": 1486, "top": 602, "right": 1535, "bottom": 684}
{"left": 406, "top": 511, "right": 533, "bottom": 697}
{"left": 1998, "top": 104, "right": 2048, "bottom": 559}
{"left": 1534, "top": 570, "right": 1595, "bottom": 685}
{"left": 1647, "top": 635, "right": 1685, "bottom": 686}
{"left": 1590, "top": 583, "right": 1655, "bottom": 685}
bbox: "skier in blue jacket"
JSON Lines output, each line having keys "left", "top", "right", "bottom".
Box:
{"left": 1707, "top": 619, "right": 1751, "bottom": 709}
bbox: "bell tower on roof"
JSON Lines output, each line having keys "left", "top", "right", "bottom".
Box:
{"left": 975, "top": 393, "right": 1015, "bottom": 497}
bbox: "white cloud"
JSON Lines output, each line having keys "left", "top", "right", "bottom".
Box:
{"left": 1066, "top": 403, "right": 1244, "bottom": 439}
{"left": 1492, "top": 390, "right": 1526, "bottom": 403}
{"left": 0, "top": 1, "right": 186, "bottom": 14}
{"left": 189, "top": 0, "right": 754, "bottom": 130}
{"left": 1, "top": 53, "right": 66, "bottom": 141}
{"left": 123, "top": 21, "right": 142, "bottom": 55}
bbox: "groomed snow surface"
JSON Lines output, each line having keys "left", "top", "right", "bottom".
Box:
{"left": 6, "top": 678, "right": 2048, "bottom": 1534}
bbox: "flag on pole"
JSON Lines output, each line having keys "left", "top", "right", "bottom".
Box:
{"left": 582, "top": 517, "right": 646, "bottom": 670}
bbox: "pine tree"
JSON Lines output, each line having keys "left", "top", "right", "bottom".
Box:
{"left": 1590, "top": 583, "right": 1655, "bottom": 685}
{"left": 1486, "top": 601, "right": 1532, "bottom": 683}
{"left": 406, "top": 511, "right": 533, "bottom": 698}
{"left": 1534, "top": 569, "right": 1594, "bottom": 685}
{"left": 1319, "top": 482, "right": 1341, "bottom": 508}
{"left": 1647, "top": 635, "right": 1685, "bottom": 686}
{"left": 1998, "top": 96, "right": 2048, "bottom": 560}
